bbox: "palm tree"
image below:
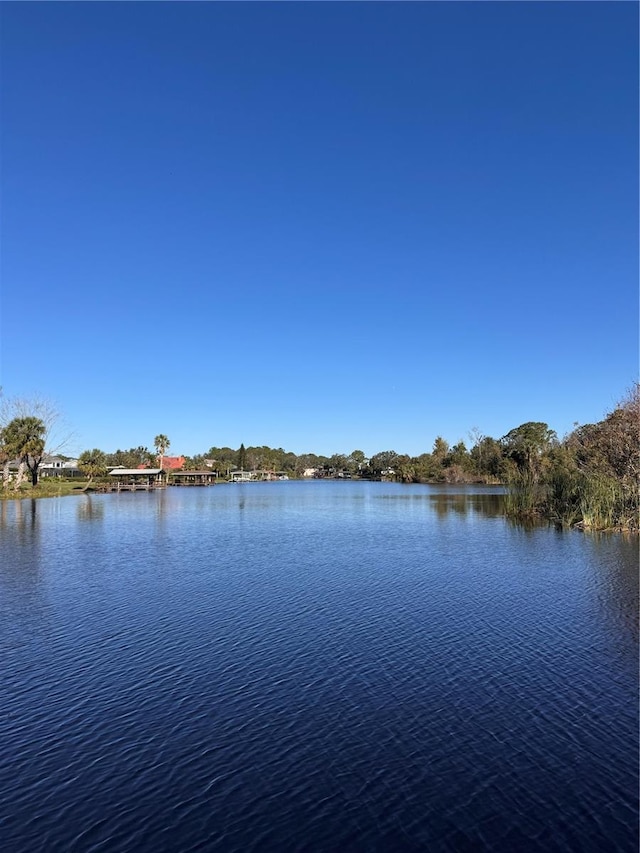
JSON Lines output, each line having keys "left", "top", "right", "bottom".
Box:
{"left": 154, "top": 434, "right": 170, "bottom": 471}
{"left": 3, "top": 416, "right": 46, "bottom": 488}
{"left": 78, "top": 448, "right": 107, "bottom": 490}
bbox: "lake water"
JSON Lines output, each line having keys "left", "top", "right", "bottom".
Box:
{"left": 0, "top": 481, "right": 637, "bottom": 852}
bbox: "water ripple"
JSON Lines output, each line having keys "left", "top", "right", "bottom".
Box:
{"left": 0, "top": 484, "right": 637, "bottom": 852}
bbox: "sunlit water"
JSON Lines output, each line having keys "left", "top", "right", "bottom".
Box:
{"left": 0, "top": 482, "right": 637, "bottom": 852}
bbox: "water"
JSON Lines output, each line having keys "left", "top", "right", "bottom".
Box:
{"left": 0, "top": 482, "right": 637, "bottom": 852}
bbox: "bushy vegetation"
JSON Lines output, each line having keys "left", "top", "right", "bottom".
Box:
{"left": 502, "top": 387, "right": 638, "bottom": 530}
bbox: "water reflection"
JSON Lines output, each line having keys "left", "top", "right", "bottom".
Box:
{"left": 155, "top": 489, "right": 168, "bottom": 525}
{"left": 591, "top": 533, "right": 639, "bottom": 648}
{"left": 77, "top": 495, "right": 105, "bottom": 523}
{"left": 0, "top": 482, "right": 637, "bottom": 853}
{"left": 0, "top": 498, "right": 39, "bottom": 544}
{"left": 428, "top": 491, "right": 505, "bottom": 520}
{"left": 0, "top": 499, "right": 47, "bottom": 624}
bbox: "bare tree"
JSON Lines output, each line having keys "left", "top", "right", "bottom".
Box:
{"left": 0, "top": 393, "right": 74, "bottom": 488}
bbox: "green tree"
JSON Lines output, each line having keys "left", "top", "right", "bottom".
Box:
{"left": 345, "top": 450, "right": 366, "bottom": 475}
{"left": 562, "top": 385, "right": 640, "bottom": 528}
{"left": 369, "top": 450, "right": 399, "bottom": 478}
{"left": 107, "top": 447, "right": 153, "bottom": 468}
{"left": 206, "top": 447, "right": 237, "bottom": 478}
{"left": 501, "top": 422, "right": 557, "bottom": 518}
{"left": 432, "top": 436, "right": 450, "bottom": 463}
{"left": 413, "top": 452, "right": 437, "bottom": 481}
{"left": 183, "top": 454, "right": 205, "bottom": 470}
{"left": 501, "top": 422, "right": 557, "bottom": 480}
{"left": 470, "top": 436, "right": 503, "bottom": 480}
{"left": 3, "top": 416, "right": 46, "bottom": 487}
{"left": 447, "top": 441, "right": 470, "bottom": 469}
{"left": 295, "top": 453, "right": 324, "bottom": 477}
{"left": 154, "top": 434, "right": 170, "bottom": 470}
{"left": 329, "top": 453, "right": 348, "bottom": 475}
{"left": 78, "top": 448, "right": 107, "bottom": 489}
{"left": 395, "top": 454, "right": 416, "bottom": 483}
{"left": 1, "top": 394, "right": 70, "bottom": 489}
{"left": 237, "top": 443, "right": 246, "bottom": 470}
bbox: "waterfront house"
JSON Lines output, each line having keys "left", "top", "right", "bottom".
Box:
{"left": 39, "top": 456, "right": 82, "bottom": 478}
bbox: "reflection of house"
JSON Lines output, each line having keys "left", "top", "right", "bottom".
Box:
{"left": 40, "top": 456, "right": 82, "bottom": 478}
{"left": 108, "top": 468, "right": 166, "bottom": 490}
{"left": 170, "top": 470, "right": 217, "bottom": 486}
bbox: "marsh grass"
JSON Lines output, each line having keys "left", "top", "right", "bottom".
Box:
{"left": 504, "top": 471, "right": 546, "bottom": 519}
{"left": 506, "top": 468, "right": 638, "bottom": 531}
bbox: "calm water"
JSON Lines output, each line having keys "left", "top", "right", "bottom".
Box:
{"left": 0, "top": 482, "right": 637, "bottom": 852}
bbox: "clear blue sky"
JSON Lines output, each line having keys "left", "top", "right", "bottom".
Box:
{"left": 1, "top": 2, "right": 637, "bottom": 458}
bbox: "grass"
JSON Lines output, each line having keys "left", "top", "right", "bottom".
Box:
{"left": 505, "top": 468, "right": 639, "bottom": 532}
{"left": 0, "top": 478, "right": 88, "bottom": 500}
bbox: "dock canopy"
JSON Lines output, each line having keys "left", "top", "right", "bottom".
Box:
{"left": 170, "top": 470, "right": 216, "bottom": 486}
{"left": 108, "top": 469, "right": 166, "bottom": 488}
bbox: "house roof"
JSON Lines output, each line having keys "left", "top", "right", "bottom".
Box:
{"left": 158, "top": 456, "right": 185, "bottom": 470}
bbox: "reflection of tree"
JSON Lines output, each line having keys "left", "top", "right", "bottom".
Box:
{"left": 155, "top": 490, "right": 167, "bottom": 524}
{"left": 0, "top": 499, "right": 48, "bottom": 633}
{"left": 429, "top": 491, "right": 505, "bottom": 521}
{"left": 17, "top": 498, "right": 38, "bottom": 537}
{"left": 469, "top": 493, "right": 504, "bottom": 518}
{"left": 0, "top": 499, "right": 40, "bottom": 563}
{"left": 593, "top": 534, "right": 639, "bottom": 648}
{"left": 77, "top": 495, "right": 104, "bottom": 522}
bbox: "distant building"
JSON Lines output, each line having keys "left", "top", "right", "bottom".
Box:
{"left": 39, "top": 456, "right": 82, "bottom": 478}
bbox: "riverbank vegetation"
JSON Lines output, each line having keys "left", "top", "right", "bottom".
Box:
{"left": 2, "top": 388, "right": 637, "bottom": 530}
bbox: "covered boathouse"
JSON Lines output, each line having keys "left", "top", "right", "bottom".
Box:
{"left": 170, "top": 470, "right": 217, "bottom": 486}
{"left": 108, "top": 468, "right": 166, "bottom": 490}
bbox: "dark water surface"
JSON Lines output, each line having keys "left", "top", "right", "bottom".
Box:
{"left": 1, "top": 482, "right": 637, "bottom": 852}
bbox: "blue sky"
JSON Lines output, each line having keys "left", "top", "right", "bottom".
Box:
{"left": 1, "top": 2, "right": 637, "bottom": 458}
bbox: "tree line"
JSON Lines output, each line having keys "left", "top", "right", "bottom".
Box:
{"left": 1, "top": 388, "right": 637, "bottom": 530}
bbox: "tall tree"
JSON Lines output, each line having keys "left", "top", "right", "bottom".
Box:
{"left": 0, "top": 394, "right": 71, "bottom": 488}
{"left": 369, "top": 450, "right": 399, "bottom": 478}
{"left": 432, "top": 436, "right": 450, "bottom": 463}
{"left": 237, "top": 443, "right": 246, "bottom": 470}
{"left": 3, "top": 416, "right": 46, "bottom": 487}
{"left": 501, "top": 422, "right": 557, "bottom": 480}
{"left": 154, "top": 434, "right": 170, "bottom": 470}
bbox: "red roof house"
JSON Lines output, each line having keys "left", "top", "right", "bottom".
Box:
{"left": 137, "top": 456, "right": 185, "bottom": 471}
{"left": 159, "top": 456, "right": 185, "bottom": 471}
